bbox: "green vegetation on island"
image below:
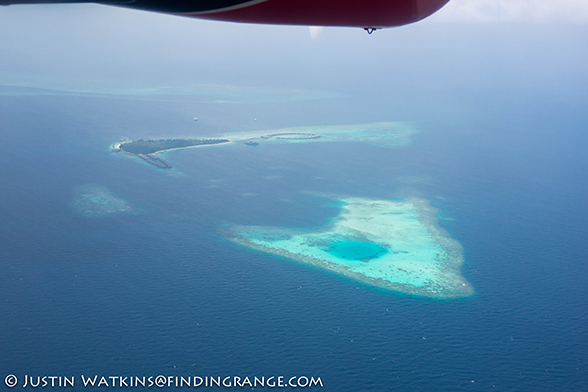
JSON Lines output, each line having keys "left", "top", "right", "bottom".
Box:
{"left": 118, "top": 138, "right": 230, "bottom": 154}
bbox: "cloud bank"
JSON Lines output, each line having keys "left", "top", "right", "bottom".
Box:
{"left": 435, "top": 0, "right": 588, "bottom": 23}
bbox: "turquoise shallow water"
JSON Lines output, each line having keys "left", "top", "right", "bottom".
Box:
{"left": 224, "top": 197, "right": 473, "bottom": 298}
{"left": 72, "top": 184, "right": 137, "bottom": 218}
{"left": 1, "top": 75, "right": 587, "bottom": 391}
{"left": 324, "top": 240, "right": 389, "bottom": 261}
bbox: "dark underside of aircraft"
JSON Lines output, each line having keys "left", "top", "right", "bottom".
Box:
{"left": 0, "top": 0, "right": 450, "bottom": 29}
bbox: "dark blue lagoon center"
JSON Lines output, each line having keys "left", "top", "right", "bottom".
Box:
{"left": 325, "top": 240, "right": 389, "bottom": 262}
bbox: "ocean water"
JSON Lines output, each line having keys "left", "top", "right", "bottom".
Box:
{"left": 0, "top": 80, "right": 587, "bottom": 392}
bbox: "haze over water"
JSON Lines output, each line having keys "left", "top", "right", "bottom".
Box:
{"left": 1, "top": 3, "right": 587, "bottom": 391}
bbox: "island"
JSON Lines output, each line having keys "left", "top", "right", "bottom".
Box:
{"left": 112, "top": 138, "right": 230, "bottom": 168}
{"left": 221, "top": 195, "right": 474, "bottom": 299}
{"left": 111, "top": 122, "right": 414, "bottom": 170}
{"left": 114, "top": 138, "right": 230, "bottom": 154}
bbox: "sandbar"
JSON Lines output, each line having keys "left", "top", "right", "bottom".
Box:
{"left": 221, "top": 196, "right": 473, "bottom": 299}
{"left": 224, "top": 122, "right": 415, "bottom": 147}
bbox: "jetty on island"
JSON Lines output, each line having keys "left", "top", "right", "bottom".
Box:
{"left": 112, "top": 138, "right": 230, "bottom": 169}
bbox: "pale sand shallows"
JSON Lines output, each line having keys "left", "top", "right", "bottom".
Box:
{"left": 223, "top": 122, "right": 416, "bottom": 147}
{"left": 72, "top": 184, "right": 136, "bottom": 218}
{"left": 222, "top": 196, "right": 474, "bottom": 299}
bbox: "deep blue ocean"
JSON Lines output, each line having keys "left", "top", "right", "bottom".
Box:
{"left": 0, "top": 79, "right": 587, "bottom": 392}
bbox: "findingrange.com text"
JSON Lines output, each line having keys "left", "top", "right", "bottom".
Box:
{"left": 3, "top": 375, "right": 323, "bottom": 389}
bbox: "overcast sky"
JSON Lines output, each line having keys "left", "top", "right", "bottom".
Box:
{"left": 0, "top": 0, "right": 586, "bottom": 116}
{"left": 437, "top": 0, "right": 588, "bottom": 22}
